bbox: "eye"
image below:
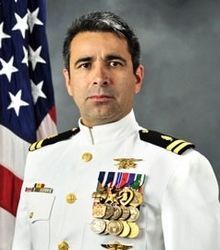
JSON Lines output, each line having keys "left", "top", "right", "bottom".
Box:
{"left": 77, "top": 62, "right": 91, "bottom": 69}
{"left": 108, "top": 60, "right": 123, "bottom": 67}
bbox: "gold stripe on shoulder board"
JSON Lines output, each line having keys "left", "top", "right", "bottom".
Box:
{"left": 29, "top": 139, "right": 45, "bottom": 151}
{"left": 29, "top": 141, "right": 38, "bottom": 151}
{"left": 173, "top": 142, "right": 193, "bottom": 154}
{"left": 166, "top": 139, "right": 186, "bottom": 152}
{"left": 35, "top": 139, "right": 44, "bottom": 149}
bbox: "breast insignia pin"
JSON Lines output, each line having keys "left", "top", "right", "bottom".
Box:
{"left": 113, "top": 158, "right": 142, "bottom": 169}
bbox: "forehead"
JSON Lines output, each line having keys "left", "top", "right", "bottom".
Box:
{"left": 69, "top": 31, "right": 130, "bottom": 59}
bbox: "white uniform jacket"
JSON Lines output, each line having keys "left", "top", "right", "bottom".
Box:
{"left": 13, "top": 111, "right": 220, "bottom": 250}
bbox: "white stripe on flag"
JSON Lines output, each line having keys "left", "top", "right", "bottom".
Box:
{"left": 0, "top": 125, "right": 29, "bottom": 179}
{"left": 0, "top": 208, "right": 15, "bottom": 250}
{"left": 36, "top": 112, "right": 57, "bottom": 139}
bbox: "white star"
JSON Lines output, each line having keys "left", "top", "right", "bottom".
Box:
{"left": 31, "top": 80, "right": 47, "bottom": 104}
{"left": 15, "top": 0, "right": 18, "bottom": 2}
{"left": 29, "top": 45, "right": 46, "bottom": 70}
{"left": 7, "top": 90, "right": 29, "bottom": 116}
{"left": 22, "top": 46, "right": 28, "bottom": 66}
{"left": 28, "top": 8, "right": 43, "bottom": 33}
{"left": 0, "top": 56, "right": 18, "bottom": 82}
{"left": 12, "top": 12, "right": 28, "bottom": 39}
{"left": 0, "top": 22, "right": 11, "bottom": 48}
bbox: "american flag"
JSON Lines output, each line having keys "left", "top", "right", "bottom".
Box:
{"left": 0, "top": 0, "right": 57, "bottom": 248}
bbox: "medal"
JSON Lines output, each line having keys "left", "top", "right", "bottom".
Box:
{"left": 128, "top": 206, "right": 140, "bottom": 222}
{"left": 103, "top": 204, "right": 114, "bottom": 219}
{"left": 105, "top": 188, "right": 118, "bottom": 205}
{"left": 91, "top": 171, "right": 146, "bottom": 240}
{"left": 119, "top": 206, "right": 130, "bottom": 221}
{"left": 90, "top": 219, "right": 106, "bottom": 234}
{"left": 127, "top": 222, "right": 140, "bottom": 238}
{"left": 92, "top": 191, "right": 108, "bottom": 203}
{"left": 129, "top": 190, "right": 144, "bottom": 207}
{"left": 107, "top": 220, "right": 124, "bottom": 236}
{"left": 118, "top": 188, "right": 134, "bottom": 206}
{"left": 111, "top": 205, "right": 122, "bottom": 220}
{"left": 119, "top": 221, "right": 131, "bottom": 238}
{"left": 92, "top": 204, "right": 107, "bottom": 218}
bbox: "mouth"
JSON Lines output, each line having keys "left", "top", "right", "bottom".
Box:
{"left": 87, "top": 95, "right": 113, "bottom": 102}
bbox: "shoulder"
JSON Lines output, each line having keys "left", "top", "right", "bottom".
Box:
{"left": 139, "top": 128, "right": 195, "bottom": 155}
{"left": 29, "top": 127, "right": 80, "bottom": 152}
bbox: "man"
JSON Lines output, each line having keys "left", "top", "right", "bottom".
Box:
{"left": 13, "top": 11, "right": 220, "bottom": 250}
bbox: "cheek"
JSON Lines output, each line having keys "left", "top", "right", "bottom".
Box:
{"left": 67, "top": 76, "right": 84, "bottom": 97}
{"left": 70, "top": 84, "right": 86, "bottom": 105}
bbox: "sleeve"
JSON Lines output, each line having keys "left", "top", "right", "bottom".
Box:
{"left": 12, "top": 156, "right": 32, "bottom": 250}
{"left": 161, "top": 150, "right": 220, "bottom": 250}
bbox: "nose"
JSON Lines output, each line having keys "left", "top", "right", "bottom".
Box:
{"left": 92, "top": 63, "right": 109, "bottom": 86}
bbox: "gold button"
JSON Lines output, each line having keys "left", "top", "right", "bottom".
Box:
{"left": 29, "top": 212, "right": 34, "bottom": 219}
{"left": 66, "top": 193, "right": 77, "bottom": 204}
{"left": 58, "top": 240, "right": 69, "bottom": 250}
{"left": 81, "top": 152, "right": 93, "bottom": 162}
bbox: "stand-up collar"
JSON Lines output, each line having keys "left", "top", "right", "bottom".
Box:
{"left": 78, "top": 110, "right": 139, "bottom": 145}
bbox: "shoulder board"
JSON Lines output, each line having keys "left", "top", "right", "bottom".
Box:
{"left": 29, "top": 127, "right": 80, "bottom": 152}
{"left": 139, "top": 129, "right": 195, "bottom": 155}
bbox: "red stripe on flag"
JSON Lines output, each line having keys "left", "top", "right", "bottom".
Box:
{"left": 49, "top": 105, "right": 57, "bottom": 123}
{"left": 0, "top": 164, "right": 23, "bottom": 216}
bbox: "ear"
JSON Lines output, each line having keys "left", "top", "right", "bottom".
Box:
{"left": 134, "top": 64, "right": 144, "bottom": 94}
{"left": 63, "top": 68, "right": 73, "bottom": 96}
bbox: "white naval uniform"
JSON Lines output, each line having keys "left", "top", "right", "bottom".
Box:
{"left": 13, "top": 111, "right": 220, "bottom": 250}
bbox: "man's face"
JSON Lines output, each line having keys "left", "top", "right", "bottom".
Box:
{"left": 63, "top": 31, "right": 144, "bottom": 127}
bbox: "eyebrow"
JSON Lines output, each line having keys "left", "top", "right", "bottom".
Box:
{"left": 105, "top": 54, "right": 127, "bottom": 64}
{"left": 74, "top": 57, "right": 92, "bottom": 67}
{"left": 74, "top": 54, "right": 127, "bottom": 67}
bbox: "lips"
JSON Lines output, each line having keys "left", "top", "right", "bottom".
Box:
{"left": 87, "top": 94, "right": 114, "bottom": 102}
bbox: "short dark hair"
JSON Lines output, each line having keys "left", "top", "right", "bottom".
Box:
{"left": 63, "top": 11, "right": 141, "bottom": 72}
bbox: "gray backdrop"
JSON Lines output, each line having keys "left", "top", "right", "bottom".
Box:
{"left": 47, "top": 0, "right": 220, "bottom": 186}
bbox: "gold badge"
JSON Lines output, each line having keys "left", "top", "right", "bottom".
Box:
{"left": 113, "top": 158, "right": 142, "bottom": 169}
